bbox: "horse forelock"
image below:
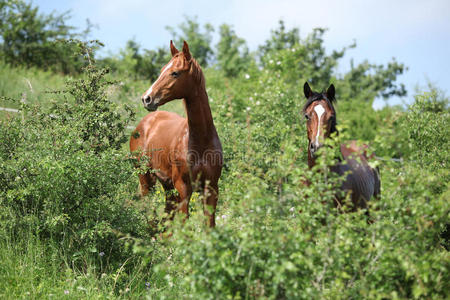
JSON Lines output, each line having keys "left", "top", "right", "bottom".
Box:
{"left": 172, "top": 53, "right": 205, "bottom": 89}
{"left": 303, "top": 92, "right": 335, "bottom": 112}
{"left": 172, "top": 52, "right": 188, "bottom": 68}
{"left": 303, "top": 91, "right": 338, "bottom": 134}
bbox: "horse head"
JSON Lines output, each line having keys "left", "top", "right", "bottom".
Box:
{"left": 302, "top": 82, "right": 338, "bottom": 157}
{"left": 141, "top": 40, "right": 203, "bottom": 111}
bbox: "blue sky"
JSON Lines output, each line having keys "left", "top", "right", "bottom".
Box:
{"left": 35, "top": 0, "right": 450, "bottom": 108}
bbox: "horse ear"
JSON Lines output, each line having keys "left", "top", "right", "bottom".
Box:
{"left": 304, "top": 82, "right": 312, "bottom": 99}
{"left": 182, "top": 41, "right": 192, "bottom": 61}
{"left": 170, "top": 40, "right": 179, "bottom": 57}
{"left": 327, "top": 84, "right": 335, "bottom": 99}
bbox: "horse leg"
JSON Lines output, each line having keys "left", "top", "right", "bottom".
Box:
{"left": 173, "top": 178, "right": 192, "bottom": 219}
{"left": 373, "top": 167, "right": 381, "bottom": 200}
{"left": 139, "top": 172, "right": 157, "bottom": 197}
{"left": 160, "top": 180, "right": 178, "bottom": 221}
{"left": 365, "top": 167, "right": 381, "bottom": 225}
{"left": 202, "top": 182, "right": 218, "bottom": 227}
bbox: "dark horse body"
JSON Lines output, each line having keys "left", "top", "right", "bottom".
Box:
{"left": 302, "top": 82, "right": 380, "bottom": 210}
{"left": 130, "top": 41, "right": 222, "bottom": 227}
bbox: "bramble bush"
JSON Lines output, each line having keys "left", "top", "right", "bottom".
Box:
{"left": 0, "top": 40, "right": 151, "bottom": 278}
{"left": 129, "top": 29, "right": 448, "bottom": 297}
{"left": 402, "top": 87, "right": 449, "bottom": 172}
{"left": 135, "top": 75, "right": 449, "bottom": 298}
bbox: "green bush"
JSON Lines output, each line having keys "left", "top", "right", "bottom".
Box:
{"left": 0, "top": 41, "right": 150, "bottom": 275}
{"left": 132, "top": 48, "right": 448, "bottom": 298}
{"left": 0, "top": 0, "right": 91, "bottom": 73}
{"left": 402, "top": 87, "right": 449, "bottom": 172}
{"left": 141, "top": 142, "right": 448, "bottom": 299}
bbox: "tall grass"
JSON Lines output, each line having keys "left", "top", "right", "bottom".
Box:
{"left": 0, "top": 63, "right": 65, "bottom": 108}
{"left": 0, "top": 61, "right": 185, "bottom": 123}
{"left": 0, "top": 230, "right": 153, "bottom": 299}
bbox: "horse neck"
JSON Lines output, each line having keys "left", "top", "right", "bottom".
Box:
{"left": 307, "top": 127, "right": 339, "bottom": 169}
{"left": 307, "top": 143, "right": 343, "bottom": 169}
{"left": 184, "top": 85, "right": 217, "bottom": 150}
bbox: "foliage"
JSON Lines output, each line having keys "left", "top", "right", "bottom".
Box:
{"left": 259, "top": 20, "right": 301, "bottom": 57}
{"left": 0, "top": 0, "right": 90, "bottom": 73}
{"left": 166, "top": 16, "right": 214, "bottom": 67}
{"left": 0, "top": 60, "right": 66, "bottom": 109}
{"left": 0, "top": 40, "right": 149, "bottom": 279}
{"left": 141, "top": 124, "right": 449, "bottom": 299}
{"left": 131, "top": 27, "right": 447, "bottom": 297}
{"left": 0, "top": 12, "right": 449, "bottom": 300}
{"left": 402, "top": 85, "right": 449, "bottom": 172}
{"left": 135, "top": 41, "right": 448, "bottom": 298}
{"left": 216, "top": 24, "right": 251, "bottom": 78}
{"left": 100, "top": 39, "right": 170, "bottom": 81}
{"left": 60, "top": 40, "right": 135, "bottom": 152}
{"left": 258, "top": 21, "right": 406, "bottom": 104}
{"left": 339, "top": 58, "right": 407, "bottom": 101}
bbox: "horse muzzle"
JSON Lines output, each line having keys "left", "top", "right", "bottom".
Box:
{"left": 310, "top": 142, "right": 321, "bottom": 157}
{"left": 142, "top": 95, "right": 159, "bottom": 112}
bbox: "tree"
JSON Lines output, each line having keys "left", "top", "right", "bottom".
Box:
{"left": 137, "top": 46, "right": 170, "bottom": 81}
{"left": 0, "top": 0, "right": 88, "bottom": 73}
{"left": 258, "top": 21, "right": 406, "bottom": 103}
{"left": 166, "top": 16, "right": 214, "bottom": 67}
{"left": 258, "top": 20, "right": 300, "bottom": 57}
{"left": 101, "top": 39, "right": 169, "bottom": 81}
{"left": 216, "top": 24, "right": 250, "bottom": 77}
{"left": 338, "top": 58, "right": 407, "bottom": 102}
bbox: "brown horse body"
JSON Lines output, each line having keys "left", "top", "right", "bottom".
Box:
{"left": 130, "top": 41, "right": 222, "bottom": 227}
{"left": 303, "top": 83, "right": 380, "bottom": 210}
{"left": 330, "top": 142, "right": 381, "bottom": 209}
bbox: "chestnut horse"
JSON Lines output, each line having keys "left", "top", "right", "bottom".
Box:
{"left": 302, "top": 82, "right": 380, "bottom": 211}
{"left": 130, "top": 41, "right": 222, "bottom": 227}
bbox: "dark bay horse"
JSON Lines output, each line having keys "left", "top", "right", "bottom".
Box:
{"left": 130, "top": 41, "right": 222, "bottom": 227}
{"left": 302, "top": 82, "right": 380, "bottom": 211}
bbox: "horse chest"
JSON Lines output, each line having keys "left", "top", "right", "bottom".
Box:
{"left": 187, "top": 144, "right": 222, "bottom": 181}
{"left": 187, "top": 152, "right": 212, "bottom": 174}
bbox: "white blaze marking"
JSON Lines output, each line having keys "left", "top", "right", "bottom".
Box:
{"left": 144, "top": 62, "right": 173, "bottom": 98}
{"left": 314, "top": 104, "right": 325, "bottom": 146}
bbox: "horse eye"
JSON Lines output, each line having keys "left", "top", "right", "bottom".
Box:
{"left": 304, "top": 114, "right": 310, "bottom": 120}
{"left": 171, "top": 71, "right": 179, "bottom": 78}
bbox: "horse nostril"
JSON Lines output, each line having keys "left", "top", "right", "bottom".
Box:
{"left": 310, "top": 143, "right": 318, "bottom": 154}
{"left": 142, "top": 96, "right": 150, "bottom": 105}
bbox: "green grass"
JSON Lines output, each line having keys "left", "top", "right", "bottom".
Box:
{"left": 0, "top": 63, "right": 65, "bottom": 109}
{"left": 0, "top": 232, "right": 151, "bottom": 299}
{"left": 0, "top": 232, "right": 76, "bottom": 299}
{"left": 0, "top": 61, "right": 185, "bottom": 125}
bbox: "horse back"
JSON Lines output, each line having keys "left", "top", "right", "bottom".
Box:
{"left": 333, "top": 141, "right": 380, "bottom": 208}
{"left": 340, "top": 140, "right": 375, "bottom": 161}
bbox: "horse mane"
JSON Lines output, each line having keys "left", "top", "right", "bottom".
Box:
{"left": 174, "top": 52, "right": 205, "bottom": 90}
{"left": 189, "top": 58, "right": 206, "bottom": 90}
{"left": 302, "top": 90, "right": 338, "bottom": 135}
